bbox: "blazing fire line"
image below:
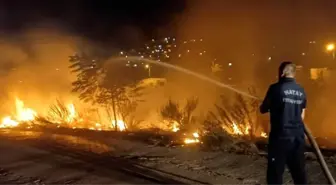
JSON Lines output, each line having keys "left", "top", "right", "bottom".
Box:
{"left": 0, "top": 97, "right": 127, "bottom": 131}
{"left": 0, "top": 97, "right": 267, "bottom": 145}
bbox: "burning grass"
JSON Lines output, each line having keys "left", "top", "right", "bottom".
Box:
{"left": 0, "top": 97, "right": 127, "bottom": 132}
{"left": 158, "top": 92, "right": 268, "bottom": 147}
{"left": 0, "top": 90, "right": 269, "bottom": 153}
{"left": 47, "top": 99, "right": 79, "bottom": 125}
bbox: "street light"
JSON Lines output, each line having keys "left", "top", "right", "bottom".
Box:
{"left": 145, "top": 64, "right": 151, "bottom": 77}
{"left": 326, "top": 43, "right": 335, "bottom": 59}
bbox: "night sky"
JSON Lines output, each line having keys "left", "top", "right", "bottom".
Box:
{"left": 0, "top": 0, "right": 186, "bottom": 47}
{"left": 1, "top": 0, "right": 336, "bottom": 52}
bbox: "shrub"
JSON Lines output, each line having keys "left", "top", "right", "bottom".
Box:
{"left": 160, "top": 97, "right": 198, "bottom": 132}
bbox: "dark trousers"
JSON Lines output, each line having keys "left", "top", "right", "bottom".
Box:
{"left": 267, "top": 137, "right": 307, "bottom": 185}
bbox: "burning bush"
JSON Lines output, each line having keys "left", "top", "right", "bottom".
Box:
{"left": 160, "top": 97, "right": 199, "bottom": 132}
{"left": 207, "top": 89, "right": 265, "bottom": 140}
{"left": 201, "top": 115, "right": 260, "bottom": 154}
{"left": 201, "top": 118, "right": 234, "bottom": 150}
{"left": 46, "top": 99, "right": 79, "bottom": 125}
{"left": 159, "top": 97, "right": 202, "bottom": 145}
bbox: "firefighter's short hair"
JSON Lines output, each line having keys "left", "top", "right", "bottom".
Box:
{"left": 279, "top": 61, "right": 296, "bottom": 77}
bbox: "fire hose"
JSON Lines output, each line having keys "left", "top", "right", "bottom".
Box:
{"left": 304, "top": 126, "right": 336, "bottom": 184}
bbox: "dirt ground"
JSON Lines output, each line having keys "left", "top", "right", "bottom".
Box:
{"left": 0, "top": 129, "right": 335, "bottom": 184}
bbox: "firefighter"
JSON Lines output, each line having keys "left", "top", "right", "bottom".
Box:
{"left": 260, "top": 61, "right": 307, "bottom": 184}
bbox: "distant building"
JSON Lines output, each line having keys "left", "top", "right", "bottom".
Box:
{"left": 310, "top": 68, "right": 330, "bottom": 80}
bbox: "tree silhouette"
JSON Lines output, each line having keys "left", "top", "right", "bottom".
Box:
{"left": 69, "top": 53, "right": 143, "bottom": 131}
{"left": 70, "top": 53, "right": 105, "bottom": 103}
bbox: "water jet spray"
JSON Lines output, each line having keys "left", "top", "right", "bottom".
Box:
{"left": 112, "top": 57, "right": 257, "bottom": 99}
{"left": 110, "top": 56, "right": 335, "bottom": 184}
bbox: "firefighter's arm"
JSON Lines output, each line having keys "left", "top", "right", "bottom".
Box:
{"left": 260, "top": 86, "right": 271, "bottom": 114}
{"left": 302, "top": 95, "right": 307, "bottom": 120}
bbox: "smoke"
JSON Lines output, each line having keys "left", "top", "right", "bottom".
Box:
{"left": 175, "top": 1, "right": 336, "bottom": 85}
{"left": 0, "top": 25, "right": 82, "bottom": 115}
{"left": 0, "top": 22, "right": 155, "bottom": 127}
{"left": 133, "top": 1, "right": 261, "bottom": 123}
{"left": 308, "top": 76, "right": 336, "bottom": 138}
{"left": 132, "top": 1, "right": 268, "bottom": 124}
{"left": 175, "top": 1, "right": 265, "bottom": 86}
{"left": 2, "top": 1, "right": 336, "bottom": 139}
{"left": 165, "top": 0, "right": 336, "bottom": 138}
{"left": 133, "top": 76, "right": 223, "bottom": 128}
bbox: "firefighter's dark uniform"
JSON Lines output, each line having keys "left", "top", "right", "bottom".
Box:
{"left": 260, "top": 77, "right": 307, "bottom": 185}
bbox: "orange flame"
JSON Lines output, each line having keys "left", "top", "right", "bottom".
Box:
{"left": 232, "top": 122, "right": 244, "bottom": 135}
{"left": 184, "top": 131, "right": 200, "bottom": 144}
{"left": 0, "top": 116, "right": 19, "bottom": 128}
{"left": 112, "top": 120, "right": 126, "bottom": 131}
{"left": 15, "top": 98, "right": 37, "bottom": 122}
{"left": 0, "top": 97, "right": 128, "bottom": 131}
{"left": 172, "top": 122, "right": 180, "bottom": 132}
{"left": 261, "top": 132, "right": 268, "bottom": 138}
{"left": 0, "top": 98, "right": 36, "bottom": 128}
{"left": 66, "top": 103, "right": 77, "bottom": 123}
{"left": 230, "top": 122, "right": 267, "bottom": 138}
